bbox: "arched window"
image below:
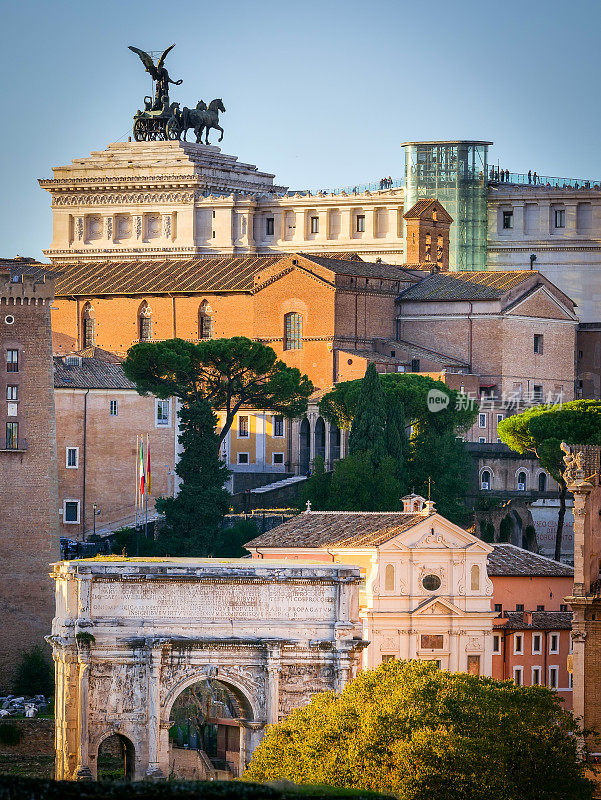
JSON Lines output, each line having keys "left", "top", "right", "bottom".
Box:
{"left": 481, "top": 470, "right": 491, "bottom": 490}
{"left": 471, "top": 564, "right": 480, "bottom": 591}
{"left": 385, "top": 564, "right": 395, "bottom": 592}
{"left": 82, "top": 302, "right": 95, "bottom": 349}
{"left": 517, "top": 471, "right": 527, "bottom": 490}
{"left": 199, "top": 300, "right": 213, "bottom": 340}
{"left": 138, "top": 301, "right": 153, "bottom": 342}
{"left": 284, "top": 312, "right": 302, "bottom": 350}
{"left": 538, "top": 472, "right": 547, "bottom": 492}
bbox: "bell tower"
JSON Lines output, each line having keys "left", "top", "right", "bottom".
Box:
{"left": 403, "top": 198, "right": 453, "bottom": 271}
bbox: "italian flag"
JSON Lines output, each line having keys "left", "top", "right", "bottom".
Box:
{"left": 139, "top": 439, "right": 145, "bottom": 496}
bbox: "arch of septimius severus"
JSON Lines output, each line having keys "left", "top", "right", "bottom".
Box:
{"left": 48, "top": 558, "right": 365, "bottom": 781}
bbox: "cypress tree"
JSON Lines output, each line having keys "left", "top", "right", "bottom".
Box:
{"left": 348, "top": 363, "right": 387, "bottom": 465}
{"left": 155, "top": 400, "right": 230, "bottom": 555}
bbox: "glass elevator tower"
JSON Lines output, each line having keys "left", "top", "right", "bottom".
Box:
{"left": 402, "top": 140, "right": 491, "bottom": 271}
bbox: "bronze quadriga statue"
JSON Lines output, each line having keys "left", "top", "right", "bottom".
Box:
{"left": 129, "top": 44, "right": 225, "bottom": 145}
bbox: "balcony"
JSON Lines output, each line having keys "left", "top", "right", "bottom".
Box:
{"left": 0, "top": 438, "right": 28, "bottom": 452}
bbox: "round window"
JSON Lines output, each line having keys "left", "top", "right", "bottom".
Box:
{"left": 4, "top": 315, "right": 14, "bottom": 325}
{"left": 422, "top": 574, "right": 441, "bottom": 591}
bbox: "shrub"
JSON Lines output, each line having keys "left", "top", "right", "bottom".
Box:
{"left": 13, "top": 645, "right": 53, "bottom": 698}
{"left": 0, "top": 724, "right": 21, "bottom": 746}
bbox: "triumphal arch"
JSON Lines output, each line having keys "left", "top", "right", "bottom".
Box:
{"left": 49, "top": 558, "right": 364, "bottom": 781}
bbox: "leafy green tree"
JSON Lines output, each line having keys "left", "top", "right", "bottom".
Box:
{"left": 498, "top": 400, "right": 601, "bottom": 560}
{"left": 13, "top": 645, "right": 53, "bottom": 697}
{"left": 409, "top": 428, "right": 472, "bottom": 524}
{"left": 244, "top": 659, "right": 593, "bottom": 800}
{"left": 327, "top": 452, "right": 402, "bottom": 511}
{"left": 300, "top": 455, "right": 332, "bottom": 510}
{"left": 154, "top": 401, "right": 230, "bottom": 554}
{"left": 123, "top": 337, "right": 313, "bottom": 448}
{"left": 320, "top": 373, "right": 476, "bottom": 515}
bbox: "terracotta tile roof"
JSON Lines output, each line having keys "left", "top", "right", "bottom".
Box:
{"left": 487, "top": 544, "right": 573, "bottom": 577}
{"left": 304, "top": 252, "right": 363, "bottom": 261}
{"left": 74, "top": 347, "right": 124, "bottom": 363}
{"left": 54, "top": 256, "right": 284, "bottom": 296}
{"left": 499, "top": 611, "right": 572, "bottom": 630}
{"left": 244, "top": 511, "right": 427, "bottom": 549}
{"left": 403, "top": 199, "right": 453, "bottom": 223}
{"left": 54, "top": 356, "right": 136, "bottom": 390}
{"left": 301, "top": 254, "right": 418, "bottom": 280}
{"left": 397, "top": 271, "right": 537, "bottom": 301}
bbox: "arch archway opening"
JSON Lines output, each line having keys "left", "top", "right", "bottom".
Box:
{"left": 97, "top": 733, "right": 135, "bottom": 782}
{"left": 168, "top": 678, "right": 251, "bottom": 781}
{"left": 299, "top": 418, "right": 310, "bottom": 475}
{"left": 314, "top": 417, "right": 326, "bottom": 462}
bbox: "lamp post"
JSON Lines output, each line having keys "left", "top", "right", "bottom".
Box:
{"left": 92, "top": 503, "right": 101, "bottom": 538}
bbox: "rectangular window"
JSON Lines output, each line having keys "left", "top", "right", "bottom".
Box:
{"left": 513, "top": 666, "right": 523, "bottom": 686}
{"left": 494, "top": 603, "right": 502, "bottom": 613}
{"left": 497, "top": 414, "right": 503, "bottom": 425}
{"left": 63, "top": 500, "right": 80, "bottom": 524}
{"left": 569, "top": 633, "right": 573, "bottom": 653}
{"left": 273, "top": 415, "right": 284, "bottom": 437}
{"left": 284, "top": 312, "right": 303, "bottom": 351}
{"left": 532, "top": 633, "right": 542, "bottom": 654}
{"left": 5, "top": 421, "right": 18, "bottom": 449}
{"left": 356, "top": 214, "right": 365, "bottom": 233}
{"left": 516, "top": 603, "right": 524, "bottom": 611}
{"left": 549, "top": 666, "right": 559, "bottom": 689}
{"left": 238, "top": 416, "right": 249, "bottom": 438}
{"left": 6, "top": 349, "right": 18, "bottom": 372}
{"left": 555, "top": 209, "right": 565, "bottom": 228}
{"left": 478, "top": 413, "right": 487, "bottom": 428}
{"left": 309, "top": 216, "right": 319, "bottom": 234}
{"left": 537, "top": 604, "right": 545, "bottom": 611}
{"left": 478, "top": 437, "right": 486, "bottom": 444}
{"left": 569, "top": 672, "right": 573, "bottom": 689}
{"left": 272, "top": 452, "right": 285, "bottom": 465}
{"left": 549, "top": 633, "right": 560, "bottom": 654}
{"left": 6, "top": 385, "right": 17, "bottom": 400}
{"left": 514, "top": 634, "right": 524, "bottom": 655}
{"left": 7, "top": 403, "right": 17, "bottom": 417}
{"left": 266, "top": 217, "right": 274, "bottom": 236}
{"left": 493, "top": 635, "right": 500, "bottom": 653}
{"left": 534, "top": 334, "right": 544, "bottom": 354}
{"left": 381, "top": 654, "right": 396, "bottom": 663}
{"left": 503, "top": 210, "right": 514, "bottom": 229}
{"left": 237, "top": 452, "right": 249, "bottom": 465}
{"left": 532, "top": 666, "right": 542, "bottom": 686}
{"left": 533, "top": 385, "right": 543, "bottom": 402}
{"left": 560, "top": 603, "right": 568, "bottom": 612}
{"left": 156, "top": 399, "right": 170, "bottom": 426}
{"left": 66, "top": 447, "right": 79, "bottom": 469}
{"left": 109, "top": 400, "right": 118, "bottom": 416}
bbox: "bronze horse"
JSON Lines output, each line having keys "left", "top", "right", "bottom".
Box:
{"left": 181, "top": 98, "right": 226, "bottom": 145}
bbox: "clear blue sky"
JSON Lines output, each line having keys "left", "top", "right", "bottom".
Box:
{"left": 2, "top": 0, "right": 600, "bottom": 260}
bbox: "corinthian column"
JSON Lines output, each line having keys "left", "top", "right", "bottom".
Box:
{"left": 145, "top": 643, "right": 166, "bottom": 780}
{"left": 74, "top": 650, "right": 92, "bottom": 780}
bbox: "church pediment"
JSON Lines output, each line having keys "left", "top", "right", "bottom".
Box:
{"left": 412, "top": 597, "right": 464, "bottom": 616}
{"left": 389, "top": 515, "right": 492, "bottom": 552}
{"left": 252, "top": 257, "right": 335, "bottom": 294}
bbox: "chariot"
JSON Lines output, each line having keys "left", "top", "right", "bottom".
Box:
{"left": 132, "top": 96, "right": 182, "bottom": 142}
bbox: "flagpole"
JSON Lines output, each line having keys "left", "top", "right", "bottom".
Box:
{"left": 136, "top": 433, "right": 141, "bottom": 558}
{"left": 134, "top": 434, "right": 138, "bottom": 540}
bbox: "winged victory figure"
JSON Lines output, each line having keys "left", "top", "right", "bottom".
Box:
{"left": 128, "top": 44, "right": 183, "bottom": 110}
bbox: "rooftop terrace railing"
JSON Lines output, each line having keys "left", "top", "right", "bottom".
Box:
{"left": 489, "top": 171, "right": 601, "bottom": 189}
{"left": 287, "top": 179, "right": 403, "bottom": 197}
